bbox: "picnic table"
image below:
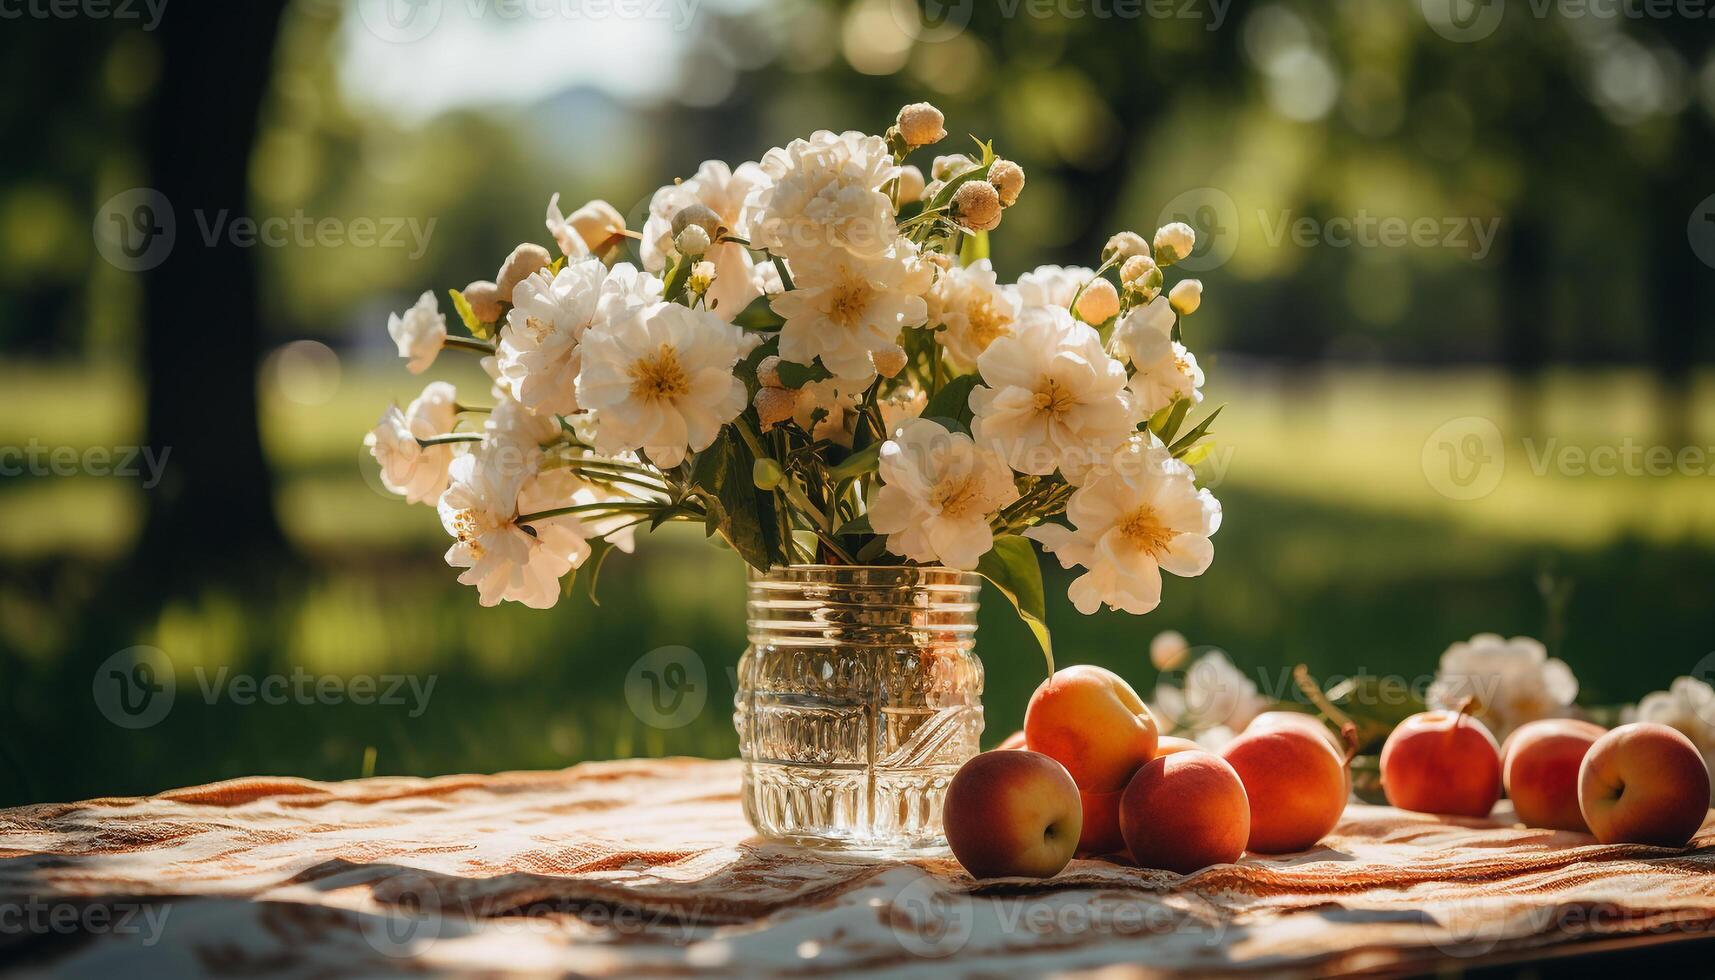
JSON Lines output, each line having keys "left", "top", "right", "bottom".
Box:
{"left": 2, "top": 758, "right": 1712, "bottom": 976}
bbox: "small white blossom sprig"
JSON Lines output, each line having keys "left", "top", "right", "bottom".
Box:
{"left": 362, "top": 102, "right": 1226, "bottom": 667}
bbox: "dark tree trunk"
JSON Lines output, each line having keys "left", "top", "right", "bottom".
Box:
{"left": 133, "top": 1, "right": 292, "bottom": 586}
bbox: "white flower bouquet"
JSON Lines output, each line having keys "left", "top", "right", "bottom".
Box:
{"left": 365, "top": 102, "right": 1223, "bottom": 659}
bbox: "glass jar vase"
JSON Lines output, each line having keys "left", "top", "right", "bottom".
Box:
{"left": 733, "top": 565, "right": 985, "bottom": 851}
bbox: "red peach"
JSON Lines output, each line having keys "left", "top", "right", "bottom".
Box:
{"left": 1501, "top": 719, "right": 1606, "bottom": 832}
{"left": 1579, "top": 722, "right": 1711, "bottom": 847}
{"left": 944, "top": 750, "right": 1082, "bottom": 878}
{"left": 1248, "top": 711, "right": 1344, "bottom": 754}
{"left": 1380, "top": 711, "right": 1503, "bottom": 818}
{"left": 1222, "top": 727, "right": 1347, "bottom": 853}
{"left": 1025, "top": 665, "right": 1159, "bottom": 793}
{"left": 1077, "top": 789, "right": 1127, "bottom": 857}
{"left": 1119, "top": 751, "right": 1250, "bottom": 874}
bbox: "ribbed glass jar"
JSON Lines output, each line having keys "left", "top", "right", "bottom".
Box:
{"left": 733, "top": 565, "right": 984, "bottom": 851}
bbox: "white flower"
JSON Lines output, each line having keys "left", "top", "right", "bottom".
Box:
{"left": 485, "top": 388, "right": 561, "bottom": 454}
{"left": 879, "top": 386, "right": 927, "bottom": 432}
{"left": 365, "top": 381, "right": 463, "bottom": 504}
{"left": 771, "top": 244, "right": 929, "bottom": 382}
{"left": 544, "top": 194, "right": 592, "bottom": 260}
{"left": 1027, "top": 435, "right": 1221, "bottom": 615}
{"left": 388, "top": 290, "right": 447, "bottom": 374}
{"left": 793, "top": 376, "right": 867, "bottom": 447}
{"left": 747, "top": 131, "right": 898, "bottom": 261}
{"left": 1154, "top": 222, "right": 1196, "bottom": 263}
{"left": 1114, "top": 296, "right": 1204, "bottom": 415}
{"left": 1427, "top": 634, "right": 1578, "bottom": 742}
{"left": 495, "top": 261, "right": 662, "bottom": 419}
{"left": 969, "top": 304, "right": 1140, "bottom": 479}
{"left": 576, "top": 301, "right": 748, "bottom": 468}
{"left": 1012, "top": 264, "right": 1095, "bottom": 310}
{"left": 641, "top": 160, "right": 766, "bottom": 319}
{"left": 868, "top": 419, "right": 1019, "bottom": 570}
{"left": 1631, "top": 677, "right": 1715, "bottom": 802}
{"left": 1152, "top": 651, "right": 1267, "bottom": 735}
{"left": 927, "top": 259, "right": 1020, "bottom": 369}
{"left": 438, "top": 448, "right": 590, "bottom": 609}
{"left": 1150, "top": 629, "right": 1190, "bottom": 671}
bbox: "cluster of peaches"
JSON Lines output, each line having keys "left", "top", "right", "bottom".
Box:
{"left": 943, "top": 665, "right": 1712, "bottom": 880}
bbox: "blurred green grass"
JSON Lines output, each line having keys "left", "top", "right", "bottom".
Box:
{"left": 0, "top": 360, "right": 1712, "bottom": 806}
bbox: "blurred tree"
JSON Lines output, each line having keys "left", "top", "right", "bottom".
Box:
{"left": 133, "top": 1, "right": 292, "bottom": 584}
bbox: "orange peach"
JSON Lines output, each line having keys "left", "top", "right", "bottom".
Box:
{"left": 1077, "top": 789, "right": 1127, "bottom": 857}
{"left": 1248, "top": 711, "right": 1343, "bottom": 754}
{"left": 1222, "top": 727, "right": 1347, "bottom": 853}
{"left": 944, "top": 750, "right": 1082, "bottom": 878}
{"left": 1379, "top": 711, "right": 1502, "bottom": 818}
{"left": 1119, "top": 751, "right": 1250, "bottom": 874}
{"left": 1155, "top": 735, "right": 1201, "bottom": 757}
{"left": 1024, "top": 665, "right": 1158, "bottom": 793}
{"left": 1501, "top": 719, "right": 1605, "bottom": 832}
{"left": 1578, "top": 722, "right": 1711, "bottom": 847}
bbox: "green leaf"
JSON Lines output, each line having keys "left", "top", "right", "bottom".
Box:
{"left": 715, "top": 428, "right": 781, "bottom": 570}
{"left": 922, "top": 373, "right": 981, "bottom": 432}
{"left": 834, "top": 514, "right": 874, "bottom": 537}
{"left": 1169, "top": 404, "right": 1224, "bottom": 456}
{"left": 1178, "top": 441, "right": 1215, "bottom": 467}
{"left": 662, "top": 255, "right": 693, "bottom": 303}
{"left": 976, "top": 535, "right": 1054, "bottom": 676}
{"left": 566, "top": 537, "right": 618, "bottom": 606}
{"left": 733, "top": 295, "right": 785, "bottom": 332}
{"left": 826, "top": 442, "right": 881, "bottom": 482}
{"left": 447, "top": 288, "right": 493, "bottom": 340}
{"left": 775, "top": 358, "right": 832, "bottom": 389}
{"left": 1151, "top": 397, "right": 1193, "bottom": 444}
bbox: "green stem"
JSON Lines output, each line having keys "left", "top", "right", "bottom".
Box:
{"left": 516, "top": 501, "right": 659, "bottom": 524}
{"left": 444, "top": 336, "right": 495, "bottom": 354}
{"left": 417, "top": 433, "right": 483, "bottom": 447}
{"left": 454, "top": 404, "right": 493, "bottom": 414}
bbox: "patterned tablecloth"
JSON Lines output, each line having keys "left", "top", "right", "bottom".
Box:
{"left": 2, "top": 758, "right": 1713, "bottom": 977}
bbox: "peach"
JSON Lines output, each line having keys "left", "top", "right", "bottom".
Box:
{"left": 1222, "top": 727, "right": 1347, "bottom": 853}
{"left": 943, "top": 750, "right": 1082, "bottom": 878}
{"left": 1077, "top": 789, "right": 1127, "bottom": 857}
{"left": 1379, "top": 710, "right": 1502, "bottom": 818}
{"left": 1119, "top": 751, "right": 1250, "bottom": 874}
{"left": 1501, "top": 719, "right": 1605, "bottom": 832}
{"left": 995, "top": 729, "right": 1027, "bottom": 750}
{"left": 1155, "top": 735, "right": 1201, "bottom": 757}
{"left": 1578, "top": 722, "right": 1711, "bottom": 847}
{"left": 1248, "top": 711, "right": 1343, "bottom": 755}
{"left": 1024, "top": 665, "right": 1158, "bottom": 793}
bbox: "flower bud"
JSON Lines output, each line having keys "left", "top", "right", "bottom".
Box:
{"left": 931, "top": 154, "right": 975, "bottom": 181}
{"left": 1074, "top": 278, "right": 1121, "bottom": 324}
{"left": 568, "top": 199, "right": 626, "bottom": 251}
{"left": 987, "top": 159, "right": 1025, "bottom": 208}
{"left": 752, "top": 457, "right": 785, "bottom": 490}
{"left": 1121, "top": 254, "right": 1158, "bottom": 288}
{"left": 754, "top": 386, "right": 798, "bottom": 429}
{"left": 1169, "top": 279, "right": 1203, "bottom": 315}
{"left": 496, "top": 243, "right": 553, "bottom": 304}
{"left": 1154, "top": 222, "right": 1196, "bottom": 265}
{"left": 951, "top": 180, "right": 1003, "bottom": 232}
{"left": 873, "top": 346, "right": 908, "bottom": 378}
{"left": 756, "top": 355, "right": 784, "bottom": 389}
{"left": 675, "top": 224, "right": 712, "bottom": 258}
{"left": 688, "top": 260, "right": 717, "bottom": 295}
{"left": 895, "top": 165, "right": 926, "bottom": 204}
{"left": 896, "top": 102, "right": 947, "bottom": 147}
{"left": 1150, "top": 630, "right": 1190, "bottom": 671}
{"left": 1102, "top": 231, "right": 1150, "bottom": 264}
{"left": 671, "top": 203, "right": 724, "bottom": 241}
{"left": 462, "top": 280, "right": 503, "bottom": 324}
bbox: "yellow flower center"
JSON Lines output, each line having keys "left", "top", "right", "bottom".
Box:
{"left": 1031, "top": 378, "right": 1076, "bottom": 416}
{"left": 828, "top": 277, "right": 873, "bottom": 329}
{"left": 929, "top": 472, "right": 985, "bottom": 520}
{"left": 448, "top": 509, "right": 489, "bottom": 559}
{"left": 629, "top": 343, "right": 691, "bottom": 402}
{"left": 1118, "top": 504, "right": 1175, "bottom": 557}
{"left": 965, "top": 297, "right": 1012, "bottom": 351}
{"left": 524, "top": 315, "right": 552, "bottom": 343}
